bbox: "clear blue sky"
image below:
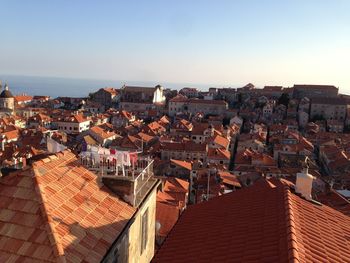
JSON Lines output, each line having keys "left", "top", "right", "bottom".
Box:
{"left": 1, "top": 0, "right": 350, "bottom": 91}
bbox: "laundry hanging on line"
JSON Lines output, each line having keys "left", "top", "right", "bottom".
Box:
{"left": 81, "top": 146, "right": 138, "bottom": 167}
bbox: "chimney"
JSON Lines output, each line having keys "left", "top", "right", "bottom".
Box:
{"left": 295, "top": 157, "right": 314, "bottom": 200}
{"left": 1, "top": 135, "right": 5, "bottom": 151}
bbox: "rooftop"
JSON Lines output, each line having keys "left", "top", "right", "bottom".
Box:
{"left": 294, "top": 84, "right": 338, "bottom": 90}
{"left": 153, "top": 179, "right": 350, "bottom": 262}
{"left": 0, "top": 151, "right": 136, "bottom": 262}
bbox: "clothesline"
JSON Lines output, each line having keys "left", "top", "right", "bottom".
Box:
{"left": 80, "top": 145, "right": 140, "bottom": 167}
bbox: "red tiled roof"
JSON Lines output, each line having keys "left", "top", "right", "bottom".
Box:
{"left": 102, "top": 87, "right": 118, "bottom": 95}
{"left": 211, "top": 135, "right": 229, "bottom": 149}
{"left": 170, "top": 159, "right": 192, "bottom": 171}
{"left": 153, "top": 179, "right": 350, "bottom": 262}
{"left": 90, "top": 125, "right": 116, "bottom": 140}
{"left": 0, "top": 151, "right": 136, "bottom": 262}
{"left": 191, "top": 123, "right": 209, "bottom": 135}
{"left": 156, "top": 202, "right": 179, "bottom": 238}
{"left": 2, "top": 129, "right": 21, "bottom": 141}
{"left": 169, "top": 94, "right": 187, "bottom": 102}
{"left": 163, "top": 178, "right": 189, "bottom": 194}
{"left": 57, "top": 114, "right": 89, "bottom": 123}
{"left": 116, "top": 110, "right": 133, "bottom": 120}
{"left": 73, "top": 114, "right": 89, "bottom": 123}
{"left": 14, "top": 95, "right": 33, "bottom": 103}
{"left": 207, "top": 148, "right": 230, "bottom": 160}
{"left": 136, "top": 132, "right": 155, "bottom": 143}
{"left": 217, "top": 171, "right": 241, "bottom": 188}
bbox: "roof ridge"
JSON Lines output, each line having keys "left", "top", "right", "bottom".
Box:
{"left": 283, "top": 186, "right": 301, "bottom": 263}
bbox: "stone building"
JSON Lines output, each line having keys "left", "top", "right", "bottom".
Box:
{"left": 119, "top": 85, "right": 166, "bottom": 112}
{"left": 293, "top": 84, "right": 338, "bottom": 99}
{"left": 310, "top": 97, "right": 348, "bottom": 121}
{"left": 168, "top": 96, "right": 228, "bottom": 117}
{"left": 90, "top": 87, "right": 120, "bottom": 109}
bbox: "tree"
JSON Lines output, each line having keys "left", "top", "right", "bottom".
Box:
{"left": 278, "top": 93, "right": 290, "bottom": 107}
{"left": 237, "top": 93, "right": 243, "bottom": 104}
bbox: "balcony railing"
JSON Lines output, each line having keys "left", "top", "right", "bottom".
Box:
{"left": 79, "top": 151, "right": 155, "bottom": 207}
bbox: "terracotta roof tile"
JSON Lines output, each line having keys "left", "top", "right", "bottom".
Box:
{"left": 153, "top": 179, "right": 350, "bottom": 262}
{"left": 0, "top": 150, "right": 136, "bottom": 262}
{"left": 207, "top": 148, "right": 230, "bottom": 160}
{"left": 170, "top": 159, "right": 192, "bottom": 171}
{"left": 211, "top": 135, "right": 229, "bottom": 149}
{"left": 156, "top": 202, "right": 179, "bottom": 238}
{"left": 14, "top": 95, "right": 33, "bottom": 103}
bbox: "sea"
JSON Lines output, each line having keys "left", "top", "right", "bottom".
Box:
{"left": 0, "top": 74, "right": 220, "bottom": 98}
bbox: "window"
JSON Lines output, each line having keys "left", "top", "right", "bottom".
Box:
{"left": 141, "top": 208, "right": 148, "bottom": 253}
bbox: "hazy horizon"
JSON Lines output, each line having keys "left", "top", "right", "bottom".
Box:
{"left": 1, "top": 73, "right": 348, "bottom": 98}
{"left": 0, "top": 74, "right": 229, "bottom": 97}
{"left": 1, "top": 0, "right": 349, "bottom": 93}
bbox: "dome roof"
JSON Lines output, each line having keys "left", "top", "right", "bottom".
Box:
{"left": 0, "top": 89, "right": 14, "bottom": 98}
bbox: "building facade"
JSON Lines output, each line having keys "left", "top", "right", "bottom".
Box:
{"left": 91, "top": 87, "right": 120, "bottom": 109}
{"left": 169, "top": 96, "right": 228, "bottom": 117}
{"left": 119, "top": 85, "right": 166, "bottom": 112}
{"left": 310, "top": 97, "right": 348, "bottom": 121}
{"left": 293, "top": 84, "right": 339, "bottom": 99}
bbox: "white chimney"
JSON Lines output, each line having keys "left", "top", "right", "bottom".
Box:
{"left": 295, "top": 166, "right": 314, "bottom": 200}
{"left": 1, "top": 135, "right": 5, "bottom": 151}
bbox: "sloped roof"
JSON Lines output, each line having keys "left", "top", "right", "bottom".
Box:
{"left": 170, "top": 159, "right": 192, "bottom": 171}
{"left": 156, "top": 202, "right": 179, "bottom": 238}
{"left": 217, "top": 171, "right": 241, "bottom": 188}
{"left": 83, "top": 135, "right": 98, "bottom": 146}
{"left": 163, "top": 178, "right": 189, "bottom": 194}
{"left": 102, "top": 87, "right": 118, "bottom": 95}
{"left": 0, "top": 151, "right": 136, "bottom": 262}
{"left": 90, "top": 125, "right": 116, "bottom": 140}
{"left": 207, "top": 148, "right": 230, "bottom": 160}
{"left": 153, "top": 179, "right": 350, "bottom": 262}
{"left": 212, "top": 135, "right": 229, "bottom": 149}
{"left": 14, "top": 95, "right": 33, "bottom": 102}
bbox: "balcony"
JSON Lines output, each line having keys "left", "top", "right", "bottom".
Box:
{"left": 80, "top": 152, "right": 158, "bottom": 207}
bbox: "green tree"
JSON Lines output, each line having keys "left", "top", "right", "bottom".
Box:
{"left": 278, "top": 93, "right": 290, "bottom": 107}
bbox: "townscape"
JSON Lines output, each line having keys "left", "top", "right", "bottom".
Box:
{"left": 0, "top": 81, "right": 350, "bottom": 262}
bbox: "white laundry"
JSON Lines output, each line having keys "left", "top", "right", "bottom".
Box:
{"left": 47, "top": 137, "right": 67, "bottom": 153}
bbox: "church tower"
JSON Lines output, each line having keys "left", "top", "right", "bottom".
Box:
{"left": 0, "top": 82, "right": 15, "bottom": 112}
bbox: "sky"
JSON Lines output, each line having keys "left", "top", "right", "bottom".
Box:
{"left": 1, "top": 0, "right": 350, "bottom": 92}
